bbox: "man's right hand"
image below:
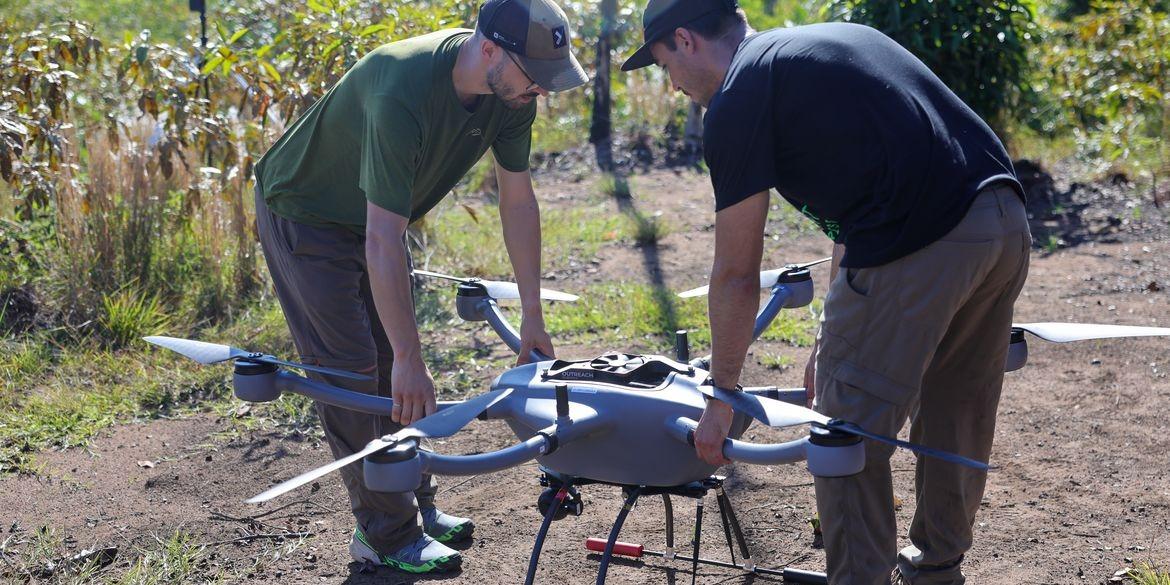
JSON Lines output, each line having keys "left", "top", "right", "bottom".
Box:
{"left": 390, "top": 355, "right": 438, "bottom": 425}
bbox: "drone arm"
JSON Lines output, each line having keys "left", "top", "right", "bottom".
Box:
{"left": 481, "top": 297, "right": 552, "bottom": 362}
{"left": 743, "top": 386, "right": 808, "bottom": 406}
{"left": 751, "top": 285, "right": 794, "bottom": 340}
{"left": 275, "top": 372, "right": 460, "bottom": 416}
{"left": 666, "top": 417, "right": 809, "bottom": 465}
{"left": 422, "top": 434, "right": 549, "bottom": 476}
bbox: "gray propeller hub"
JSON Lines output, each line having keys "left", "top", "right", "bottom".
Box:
{"left": 365, "top": 442, "right": 423, "bottom": 493}
{"left": 233, "top": 363, "right": 281, "bottom": 402}
{"left": 456, "top": 283, "right": 490, "bottom": 322}
{"left": 806, "top": 427, "right": 865, "bottom": 477}
{"left": 1005, "top": 328, "right": 1028, "bottom": 372}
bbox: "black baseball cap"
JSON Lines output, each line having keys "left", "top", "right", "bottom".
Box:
{"left": 477, "top": 0, "right": 589, "bottom": 92}
{"left": 622, "top": 0, "right": 739, "bottom": 71}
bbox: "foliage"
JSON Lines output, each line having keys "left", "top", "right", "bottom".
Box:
{"left": 1030, "top": 0, "right": 1170, "bottom": 177}
{"left": 826, "top": 0, "right": 1038, "bottom": 129}
{"left": 99, "top": 287, "right": 172, "bottom": 348}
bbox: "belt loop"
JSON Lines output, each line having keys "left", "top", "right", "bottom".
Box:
{"left": 994, "top": 186, "right": 1006, "bottom": 218}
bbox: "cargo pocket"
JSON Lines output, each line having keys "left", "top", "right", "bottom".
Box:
{"left": 831, "top": 359, "right": 919, "bottom": 408}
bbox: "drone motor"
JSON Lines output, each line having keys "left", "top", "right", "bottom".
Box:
{"left": 537, "top": 484, "right": 584, "bottom": 520}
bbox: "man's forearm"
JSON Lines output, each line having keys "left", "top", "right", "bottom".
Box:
{"left": 499, "top": 189, "right": 543, "bottom": 317}
{"left": 708, "top": 265, "right": 762, "bottom": 389}
{"left": 367, "top": 231, "right": 423, "bottom": 361}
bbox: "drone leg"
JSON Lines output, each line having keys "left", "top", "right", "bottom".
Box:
{"left": 526, "top": 481, "right": 573, "bottom": 585}
{"left": 595, "top": 486, "right": 643, "bottom": 585}
{"left": 715, "top": 485, "right": 755, "bottom": 572}
{"left": 662, "top": 494, "right": 676, "bottom": 560}
{"left": 691, "top": 494, "right": 704, "bottom": 585}
{"left": 714, "top": 485, "right": 739, "bottom": 567}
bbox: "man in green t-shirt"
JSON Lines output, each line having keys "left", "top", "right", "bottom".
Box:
{"left": 253, "top": 0, "right": 586, "bottom": 574}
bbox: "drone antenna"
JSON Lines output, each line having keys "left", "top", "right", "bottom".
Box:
{"left": 675, "top": 330, "right": 690, "bottom": 362}
{"left": 555, "top": 384, "right": 570, "bottom": 422}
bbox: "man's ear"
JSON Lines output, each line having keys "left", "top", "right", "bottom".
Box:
{"left": 674, "top": 27, "right": 698, "bottom": 54}
{"left": 480, "top": 37, "right": 499, "bottom": 62}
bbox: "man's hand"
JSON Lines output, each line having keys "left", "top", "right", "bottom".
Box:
{"left": 390, "top": 355, "right": 438, "bottom": 426}
{"left": 694, "top": 400, "right": 735, "bottom": 466}
{"left": 517, "top": 313, "right": 555, "bottom": 365}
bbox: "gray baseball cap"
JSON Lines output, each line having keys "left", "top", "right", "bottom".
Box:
{"left": 478, "top": 0, "right": 589, "bottom": 92}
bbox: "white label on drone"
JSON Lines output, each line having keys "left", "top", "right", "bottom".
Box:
{"left": 571, "top": 387, "right": 597, "bottom": 394}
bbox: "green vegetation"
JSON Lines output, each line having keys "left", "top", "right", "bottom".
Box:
{"left": 1126, "top": 564, "right": 1170, "bottom": 585}
{"left": 830, "top": 0, "right": 1037, "bottom": 130}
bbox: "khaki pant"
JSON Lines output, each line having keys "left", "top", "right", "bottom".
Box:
{"left": 254, "top": 186, "right": 437, "bottom": 555}
{"left": 812, "top": 184, "right": 1030, "bottom": 585}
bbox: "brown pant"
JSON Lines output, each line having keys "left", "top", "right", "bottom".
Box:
{"left": 254, "top": 186, "right": 437, "bottom": 555}
{"left": 812, "top": 184, "right": 1030, "bottom": 585}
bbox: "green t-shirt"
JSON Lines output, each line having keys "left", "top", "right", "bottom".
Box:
{"left": 255, "top": 29, "right": 536, "bottom": 232}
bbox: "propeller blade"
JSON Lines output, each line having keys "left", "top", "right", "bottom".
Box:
{"left": 259, "top": 356, "right": 373, "bottom": 381}
{"left": 827, "top": 420, "right": 990, "bottom": 471}
{"left": 247, "top": 441, "right": 379, "bottom": 504}
{"left": 145, "top": 336, "right": 371, "bottom": 381}
{"left": 412, "top": 270, "right": 578, "bottom": 302}
{"left": 398, "top": 387, "right": 514, "bottom": 440}
{"left": 679, "top": 256, "right": 833, "bottom": 298}
{"left": 699, "top": 386, "right": 989, "bottom": 471}
{"left": 144, "top": 335, "right": 247, "bottom": 364}
{"left": 480, "top": 280, "right": 579, "bottom": 302}
{"left": 1014, "top": 322, "right": 1170, "bottom": 343}
{"left": 412, "top": 269, "right": 468, "bottom": 283}
{"left": 246, "top": 388, "right": 514, "bottom": 504}
{"left": 698, "top": 385, "right": 829, "bottom": 428}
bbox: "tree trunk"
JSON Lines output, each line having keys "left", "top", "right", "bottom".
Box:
{"left": 590, "top": 0, "right": 616, "bottom": 171}
{"left": 683, "top": 102, "right": 703, "bottom": 164}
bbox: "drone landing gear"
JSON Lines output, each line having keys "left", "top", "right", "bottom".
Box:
{"left": 527, "top": 473, "right": 827, "bottom": 584}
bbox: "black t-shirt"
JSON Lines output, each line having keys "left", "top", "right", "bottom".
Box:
{"left": 704, "top": 23, "right": 1022, "bottom": 268}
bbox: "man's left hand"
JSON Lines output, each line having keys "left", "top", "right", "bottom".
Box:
{"left": 694, "top": 400, "right": 735, "bottom": 465}
{"left": 517, "top": 315, "right": 555, "bottom": 365}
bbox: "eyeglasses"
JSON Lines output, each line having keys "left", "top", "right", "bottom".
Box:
{"left": 505, "top": 50, "right": 540, "bottom": 93}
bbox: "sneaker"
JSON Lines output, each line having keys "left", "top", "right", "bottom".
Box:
{"left": 349, "top": 528, "right": 461, "bottom": 574}
{"left": 421, "top": 507, "right": 475, "bottom": 543}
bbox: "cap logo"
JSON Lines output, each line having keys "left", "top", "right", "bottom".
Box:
{"left": 551, "top": 25, "right": 566, "bottom": 48}
{"left": 492, "top": 30, "right": 520, "bottom": 50}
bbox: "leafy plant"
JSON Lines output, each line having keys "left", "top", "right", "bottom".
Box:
{"left": 1031, "top": 1, "right": 1170, "bottom": 177}
{"left": 99, "top": 287, "right": 171, "bottom": 348}
{"left": 826, "top": 0, "right": 1038, "bottom": 130}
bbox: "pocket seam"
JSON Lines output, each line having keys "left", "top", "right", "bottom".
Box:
{"left": 832, "top": 360, "right": 917, "bottom": 407}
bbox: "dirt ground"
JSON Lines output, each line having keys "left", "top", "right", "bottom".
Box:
{"left": 2, "top": 165, "right": 1169, "bottom": 584}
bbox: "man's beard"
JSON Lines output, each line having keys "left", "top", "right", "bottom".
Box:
{"left": 487, "top": 61, "right": 538, "bottom": 110}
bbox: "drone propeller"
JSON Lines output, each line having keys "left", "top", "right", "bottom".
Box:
{"left": 698, "top": 386, "right": 990, "bottom": 471}
{"left": 247, "top": 388, "right": 514, "bottom": 503}
{"left": 678, "top": 256, "right": 832, "bottom": 298}
{"left": 143, "top": 336, "right": 372, "bottom": 381}
{"left": 412, "top": 269, "right": 579, "bottom": 302}
{"left": 1013, "top": 322, "right": 1170, "bottom": 343}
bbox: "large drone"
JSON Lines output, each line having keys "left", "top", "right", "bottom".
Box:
{"left": 145, "top": 261, "right": 1170, "bottom": 584}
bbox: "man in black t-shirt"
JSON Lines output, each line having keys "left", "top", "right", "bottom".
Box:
{"left": 623, "top": 1, "right": 1031, "bottom": 583}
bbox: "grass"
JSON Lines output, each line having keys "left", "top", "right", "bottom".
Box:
{"left": 418, "top": 202, "right": 635, "bottom": 277}
{"left": 1127, "top": 564, "right": 1170, "bottom": 585}
{"left": 0, "top": 302, "right": 294, "bottom": 475}
{"left": 541, "top": 281, "right": 820, "bottom": 352}
{"left": 0, "top": 526, "right": 308, "bottom": 584}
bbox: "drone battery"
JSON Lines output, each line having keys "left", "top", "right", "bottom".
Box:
{"left": 232, "top": 361, "right": 281, "bottom": 402}
{"left": 364, "top": 442, "right": 423, "bottom": 493}
{"left": 806, "top": 427, "right": 864, "bottom": 477}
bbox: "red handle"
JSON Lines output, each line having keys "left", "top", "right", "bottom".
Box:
{"left": 585, "top": 537, "right": 644, "bottom": 558}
